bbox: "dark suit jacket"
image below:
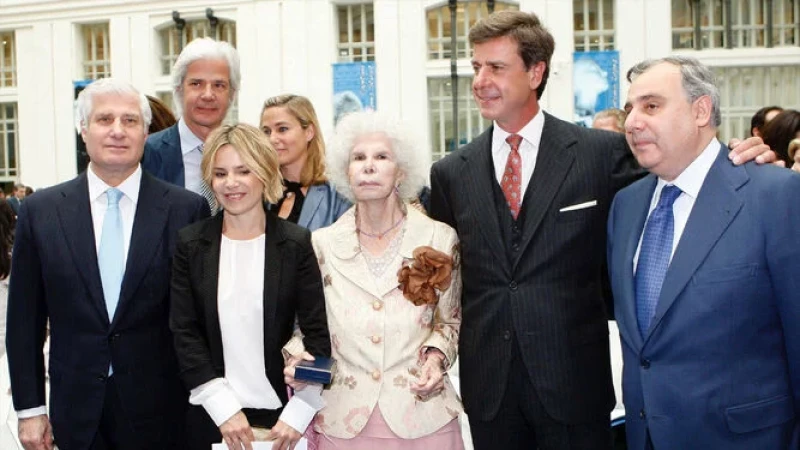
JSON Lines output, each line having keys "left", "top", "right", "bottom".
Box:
{"left": 143, "top": 124, "right": 185, "bottom": 187}
{"left": 6, "top": 171, "right": 210, "bottom": 449}
{"left": 608, "top": 145, "right": 800, "bottom": 449}
{"left": 7, "top": 196, "right": 20, "bottom": 215}
{"left": 169, "top": 208, "right": 331, "bottom": 402}
{"left": 429, "top": 113, "right": 643, "bottom": 424}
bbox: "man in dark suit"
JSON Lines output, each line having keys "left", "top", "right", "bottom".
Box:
{"left": 429, "top": 11, "right": 775, "bottom": 450}
{"left": 7, "top": 183, "right": 26, "bottom": 215}
{"left": 608, "top": 56, "right": 799, "bottom": 450}
{"left": 142, "top": 37, "right": 239, "bottom": 210}
{"left": 6, "top": 78, "right": 209, "bottom": 450}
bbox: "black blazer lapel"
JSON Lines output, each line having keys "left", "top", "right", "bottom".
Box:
{"left": 198, "top": 214, "right": 225, "bottom": 368}
{"left": 262, "top": 211, "right": 285, "bottom": 372}
{"left": 513, "top": 113, "right": 577, "bottom": 269}
{"left": 55, "top": 174, "right": 109, "bottom": 324}
{"left": 113, "top": 173, "right": 169, "bottom": 327}
{"left": 461, "top": 127, "right": 511, "bottom": 276}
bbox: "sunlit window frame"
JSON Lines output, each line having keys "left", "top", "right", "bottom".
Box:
{"left": 0, "top": 31, "right": 16, "bottom": 88}
{"left": 0, "top": 103, "right": 19, "bottom": 180}
{"left": 81, "top": 23, "right": 111, "bottom": 80}
{"left": 336, "top": 3, "right": 375, "bottom": 63}
{"left": 574, "top": 0, "right": 616, "bottom": 52}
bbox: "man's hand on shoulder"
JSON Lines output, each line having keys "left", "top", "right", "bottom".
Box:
{"left": 728, "top": 136, "right": 782, "bottom": 166}
{"left": 18, "top": 415, "right": 54, "bottom": 450}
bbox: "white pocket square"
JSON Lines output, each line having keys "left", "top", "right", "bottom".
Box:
{"left": 559, "top": 200, "right": 597, "bottom": 212}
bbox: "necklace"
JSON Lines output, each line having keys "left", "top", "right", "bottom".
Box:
{"left": 357, "top": 214, "right": 406, "bottom": 240}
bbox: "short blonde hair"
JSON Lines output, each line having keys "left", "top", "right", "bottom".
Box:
{"left": 261, "top": 94, "right": 327, "bottom": 186}
{"left": 201, "top": 124, "right": 284, "bottom": 204}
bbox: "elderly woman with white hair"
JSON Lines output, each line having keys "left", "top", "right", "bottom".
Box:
{"left": 285, "top": 111, "right": 465, "bottom": 449}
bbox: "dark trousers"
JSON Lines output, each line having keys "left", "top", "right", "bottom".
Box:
{"left": 186, "top": 404, "right": 282, "bottom": 450}
{"left": 88, "top": 376, "right": 140, "bottom": 450}
{"left": 469, "top": 343, "right": 613, "bottom": 450}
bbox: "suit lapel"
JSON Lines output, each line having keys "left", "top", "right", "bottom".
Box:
{"left": 617, "top": 176, "right": 658, "bottom": 350}
{"left": 513, "top": 113, "right": 577, "bottom": 269}
{"left": 460, "top": 127, "right": 511, "bottom": 276}
{"left": 646, "top": 148, "right": 746, "bottom": 340}
{"left": 112, "top": 173, "right": 169, "bottom": 327}
{"left": 199, "top": 215, "right": 225, "bottom": 365}
{"left": 56, "top": 174, "right": 109, "bottom": 324}
{"left": 298, "top": 185, "right": 324, "bottom": 229}
{"left": 263, "top": 211, "right": 284, "bottom": 369}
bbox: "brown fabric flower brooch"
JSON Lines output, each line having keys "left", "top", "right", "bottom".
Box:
{"left": 397, "top": 246, "right": 453, "bottom": 306}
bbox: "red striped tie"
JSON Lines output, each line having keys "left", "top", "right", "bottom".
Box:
{"left": 502, "top": 134, "right": 523, "bottom": 219}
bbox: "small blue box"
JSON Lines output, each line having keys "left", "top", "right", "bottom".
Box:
{"left": 294, "top": 357, "right": 336, "bottom": 385}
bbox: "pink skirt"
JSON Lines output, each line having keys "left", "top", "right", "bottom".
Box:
{"left": 316, "top": 406, "right": 464, "bottom": 450}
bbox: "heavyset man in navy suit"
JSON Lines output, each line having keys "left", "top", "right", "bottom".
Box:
{"left": 6, "top": 78, "right": 209, "bottom": 450}
{"left": 608, "top": 56, "right": 800, "bottom": 449}
{"left": 142, "top": 37, "right": 240, "bottom": 205}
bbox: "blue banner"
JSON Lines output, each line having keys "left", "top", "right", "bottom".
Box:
{"left": 332, "top": 62, "right": 376, "bottom": 125}
{"left": 573, "top": 51, "right": 620, "bottom": 127}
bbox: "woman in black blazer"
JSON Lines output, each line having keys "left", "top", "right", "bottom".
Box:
{"left": 170, "top": 124, "right": 330, "bottom": 450}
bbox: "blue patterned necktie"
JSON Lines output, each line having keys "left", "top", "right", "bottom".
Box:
{"left": 195, "top": 144, "right": 218, "bottom": 214}
{"left": 635, "top": 184, "right": 682, "bottom": 336}
{"left": 98, "top": 188, "right": 124, "bottom": 322}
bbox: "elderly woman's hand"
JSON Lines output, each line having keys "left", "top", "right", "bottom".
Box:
{"left": 267, "top": 420, "right": 303, "bottom": 450}
{"left": 410, "top": 348, "right": 446, "bottom": 400}
{"left": 283, "top": 351, "right": 315, "bottom": 390}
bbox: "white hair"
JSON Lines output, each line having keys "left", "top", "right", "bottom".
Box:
{"left": 327, "top": 111, "right": 428, "bottom": 203}
{"left": 171, "top": 37, "right": 241, "bottom": 117}
{"left": 74, "top": 78, "right": 152, "bottom": 133}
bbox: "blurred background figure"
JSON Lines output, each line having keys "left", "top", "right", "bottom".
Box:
{"left": 0, "top": 199, "right": 15, "bottom": 358}
{"left": 6, "top": 184, "right": 25, "bottom": 216}
{"left": 23, "top": 187, "right": 33, "bottom": 198}
{"left": 592, "top": 108, "right": 627, "bottom": 133}
{"left": 289, "top": 111, "right": 465, "bottom": 450}
{"left": 146, "top": 95, "right": 177, "bottom": 134}
{"left": 760, "top": 109, "right": 800, "bottom": 167}
{"left": 260, "top": 94, "right": 351, "bottom": 231}
{"left": 750, "top": 105, "right": 783, "bottom": 137}
{"left": 170, "top": 123, "right": 330, "bottom": 450}
{"left": 789, "top": 138, "right": 800, "bottom": 173}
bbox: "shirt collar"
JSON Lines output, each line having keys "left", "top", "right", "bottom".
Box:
{"left": 178, "top": 117, "right": 203, "bottom": 156}
{"left": 656, "top": 137, "right": 720, "bottom": 200}
{"left": 492, "top": 109, "right": 545, "bottom": 154}
{"left": 87, "top": 163, "right": 142, "bottom": 205}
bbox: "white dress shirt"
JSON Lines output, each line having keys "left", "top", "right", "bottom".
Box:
{"left": 17, "top": 164, "right": 142, "bottom": 419}
{"left": 189, "top": 234, "right": 322, "bottom": 433}
{"left": 178, "top": 118, "right": 205, "bottom": 196}
{"left": 634, "top": 138, "right": 720, "bottom": 272}
{"left": 491, "top": 109, "right": 545, "bottom": 198}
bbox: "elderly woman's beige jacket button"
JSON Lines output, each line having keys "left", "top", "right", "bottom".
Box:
{"left": 372, "top": 300, "right": 383, "bottom": 311}
{"left": 371, "top": 369, "right": 381, "bottom": 381}
{"left": 371, "top": 335, "right": 382, "bottom": 344}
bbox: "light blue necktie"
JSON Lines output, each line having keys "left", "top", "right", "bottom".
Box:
{"left": 98, "top": 188, "right": 124, "bottom": 322}
{"left": 635, "top": 185, "right": 682, "bottom": 336}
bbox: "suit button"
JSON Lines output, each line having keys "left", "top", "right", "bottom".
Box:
{"left": 371, "top": 369, "right": 381, "bottom": 381}
{"left": 512, "top": 243, "right": 520, "bottom": 252}
{"left": 512, "top": 225, "right": 520, "bottom": 233}
{"left": 509, "top": 281, "right": 518, "bottom": 291}
{"left": 110, "top": 333, "right": 120, "bottom": 341}
{"left": 97, "top": 374, "right": 106, "bottom": 382}
{"left": 372, "top": 300, "right": 383, "bottom": 311}
{"left": 639, "top": 409, "right": 646, "bottom": 419}
{"left": 641, "top": 359, "right": 650, "bottom": 369}
{"left": 371, "top": 335, "right": 382, "bottom": 344}
{"left": 503, "top": 330, "right": 511, "bottom": 341}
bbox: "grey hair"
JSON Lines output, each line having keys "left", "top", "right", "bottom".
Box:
{"left": 627, "top": 56, "right": 721, "bottom": 127}
{"left": 75, "top": 78, "right": 152, "bottom": 133}
{"left": 171, "top": 37, "right": 241, "bottom": 116}
{"left": 327, "top": 111, "right": 428, "bottom": 203}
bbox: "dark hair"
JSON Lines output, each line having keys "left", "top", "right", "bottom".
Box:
{"left": 469, "top": 10, "right": 555, "bottom": 100}
{"left": 146, "top": 95, "right": 178, "bottom": 134}
{"left": 0, "top": 200, "right": 15, "bottom": 279}
{"left": 761, "top": 109, "right": 800, "bottom": 166}
{"left": 750, "top": 105, "right": 783, "bottom": 137}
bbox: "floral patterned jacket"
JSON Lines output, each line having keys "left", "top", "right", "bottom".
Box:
{"left": 310, "top": 206, "right": 463, "bottom": 439}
